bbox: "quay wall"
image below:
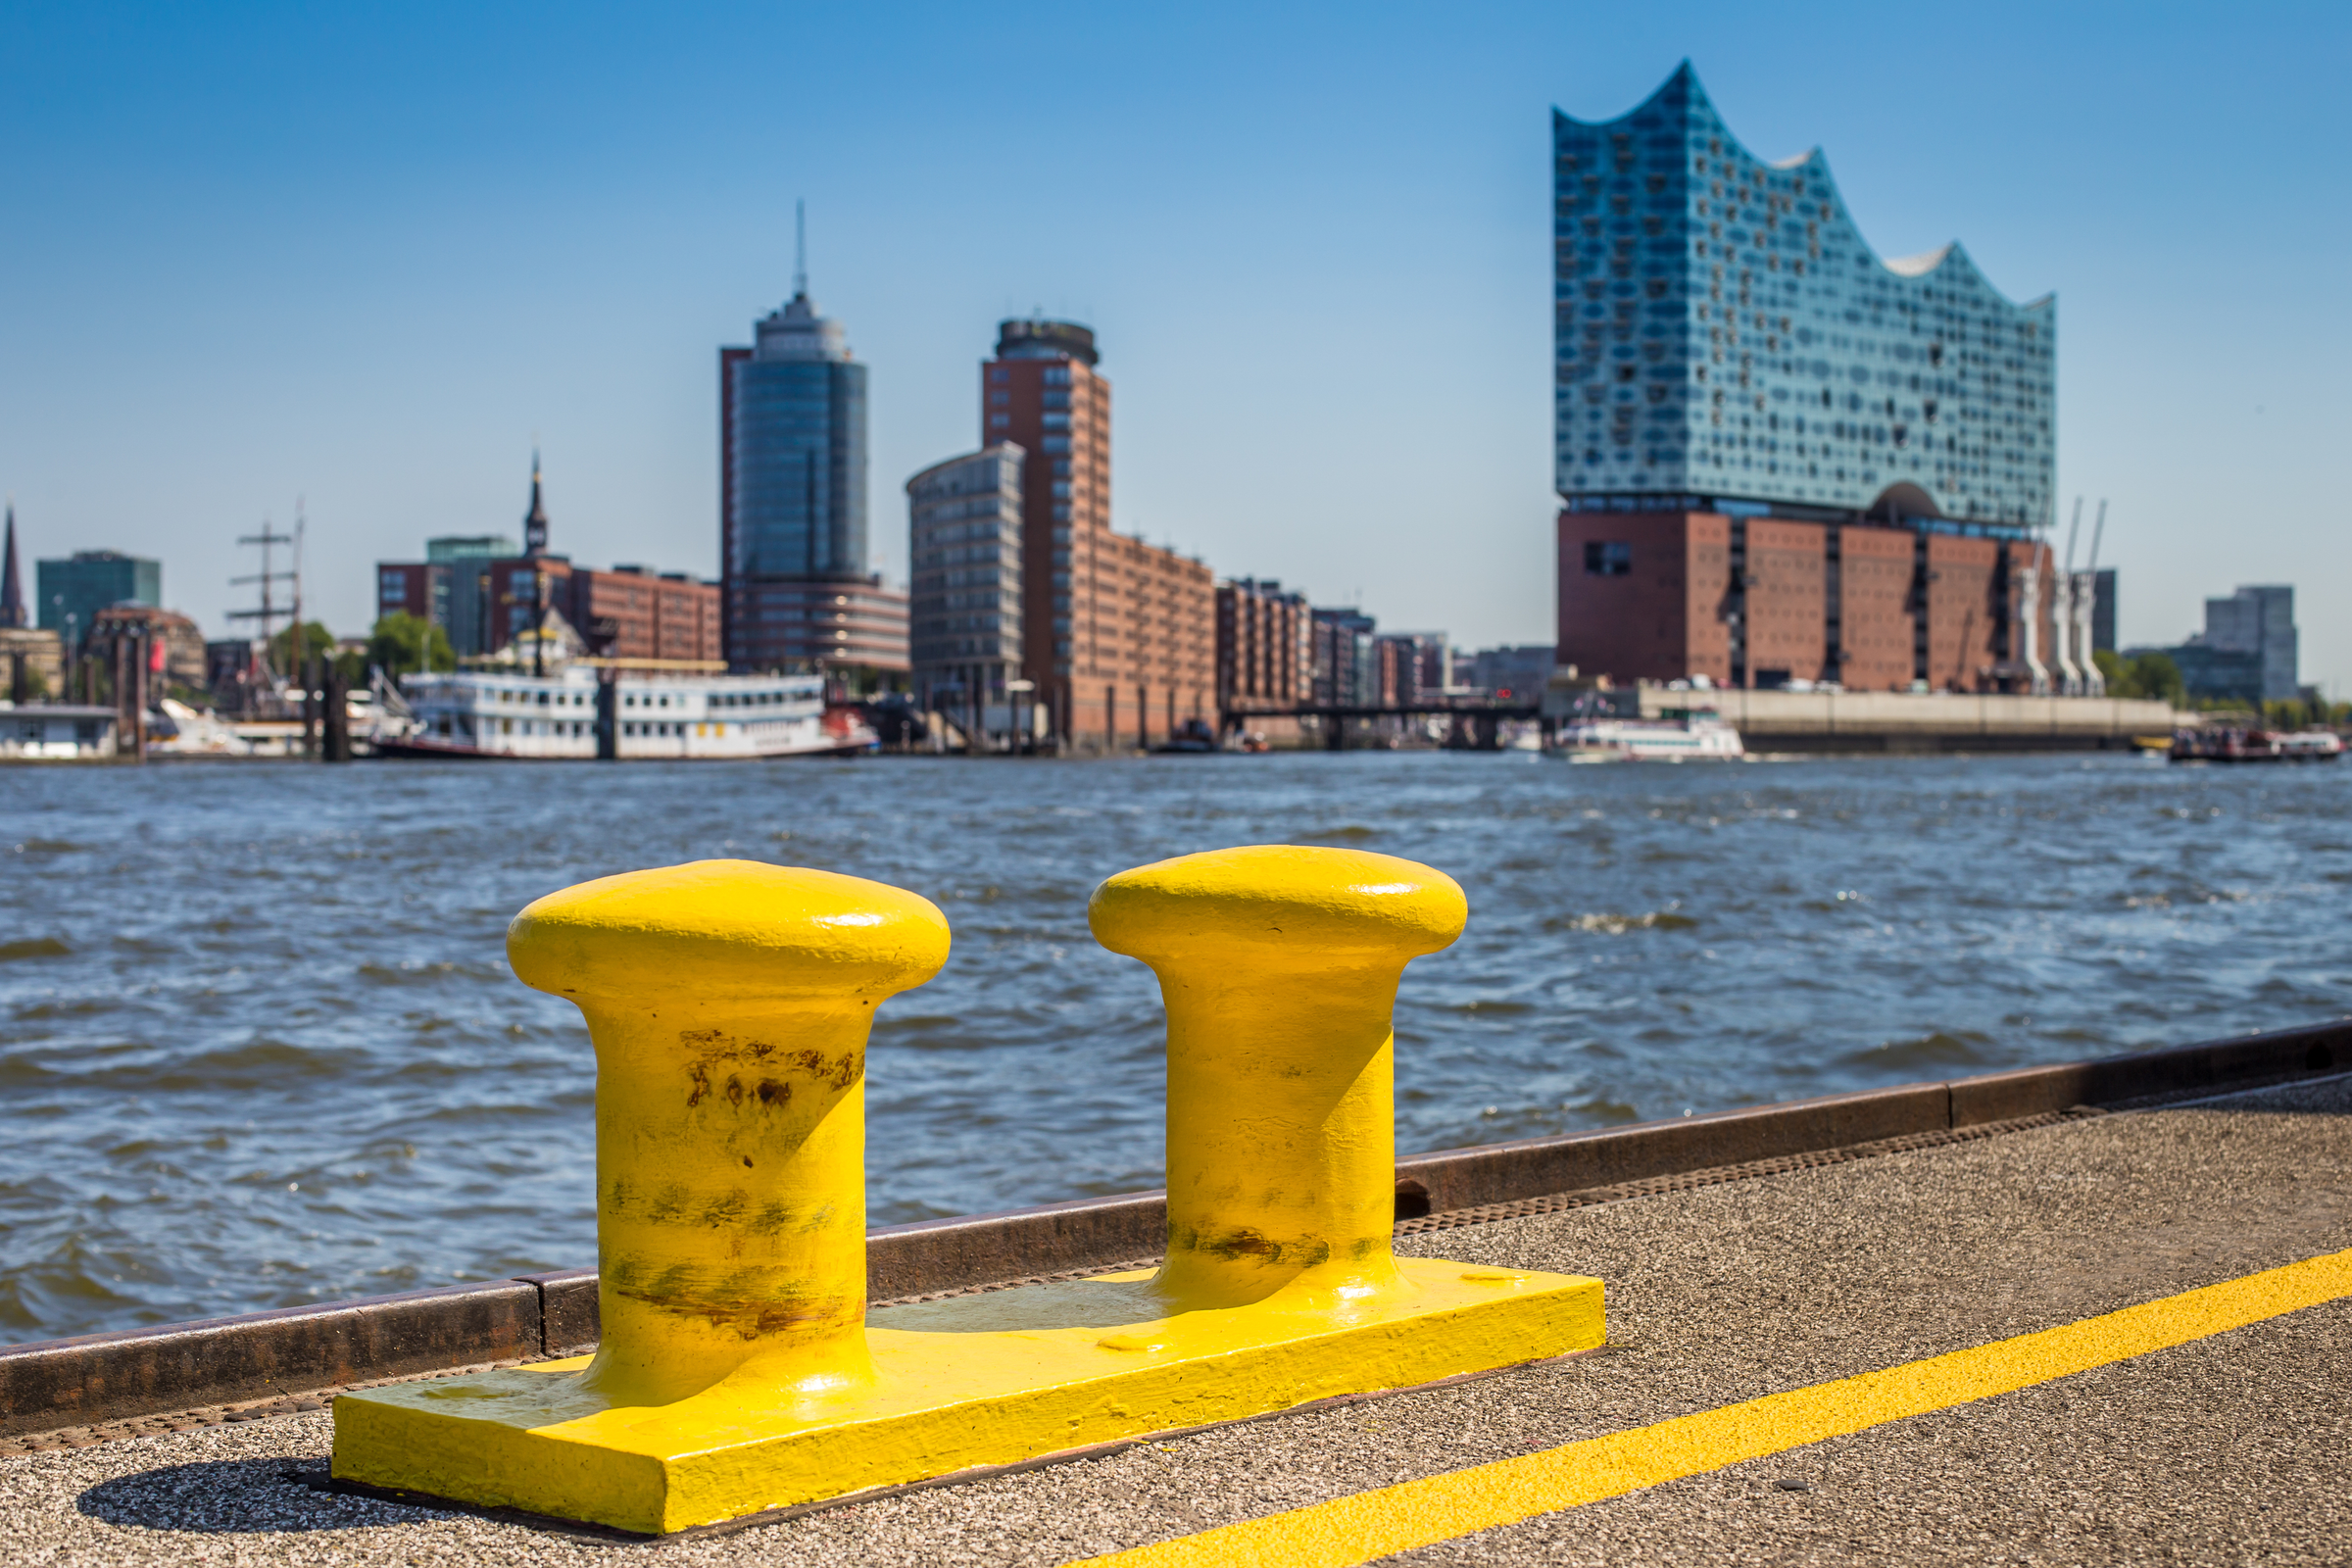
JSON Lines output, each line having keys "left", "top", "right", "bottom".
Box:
{"left": 1637, "top": 688, "right": 2180, "bottom": 752}
{"left": 1, "top": 1017, "right": 2342, "bottom": 1438}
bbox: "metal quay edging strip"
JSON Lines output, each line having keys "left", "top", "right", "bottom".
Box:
{"left": 2, "top": 1015, "right": 2344, "bottom": 1443}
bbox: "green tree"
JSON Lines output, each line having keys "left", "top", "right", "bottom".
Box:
{"left": 369, "top": 612, "right": 455, "bottom": 677}
{"left": 2095, "top": 648, "right": 2183, "bottom": 704}
{"left": 270, "top": 619, "right": 338, "bottom": 673}
{"left": 2262, "top": 697, "right": 2348, "bottom": 731}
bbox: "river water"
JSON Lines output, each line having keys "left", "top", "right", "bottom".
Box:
{"left": 3, "top": 751, "right": 2347, "bottom": 1342}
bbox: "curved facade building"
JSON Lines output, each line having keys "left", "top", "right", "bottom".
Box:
{"left": 1554, "top": 65, "right": 2080, "bottom": 696}
{"left": 1555, "top": 63, "right": 2054, "bottom": 528}
{"left": 906, "top": 441, "right": 1026, "bottom": 732}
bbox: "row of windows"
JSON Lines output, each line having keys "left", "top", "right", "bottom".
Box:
{"left": 912, "top": 578, "right": 1019, "bottom": 602}
{"left": 434, "top": 714, "right": 763, "bottom": 740}
{"left": 471, "top": 687, "right": 587, "bottom": 709}
{"left": 909, "top": 488, "right": 1016, "bottom": 515}
{"left": 621, "top": 721, "right": 778, "bottom": 737}
{"left": 912, "top": 518, "right": 1013, "bottom": 545}
{"left": 456, "top": 685, "right": 802, "bottom": 712}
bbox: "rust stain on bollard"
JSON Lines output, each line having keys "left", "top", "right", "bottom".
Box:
{"left": 1089, "top": 845, "right": 1466, "bottom": 1315}
{"left": 513, "top": 860, "right": 946, "bottom": 1409}
{"left": 330, "top": 851, "right": 1604, "bottom": 1537}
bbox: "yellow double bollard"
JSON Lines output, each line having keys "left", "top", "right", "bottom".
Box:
{"left": 332, "top": 847, "right": 1604, "bottom": 1536}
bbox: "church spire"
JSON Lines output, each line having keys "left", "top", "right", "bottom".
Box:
{"left": 523, "top": 450, "right": 549, "bottom": 556}
{"left": 0, "top": 502, "right": 24, "bottom": 630}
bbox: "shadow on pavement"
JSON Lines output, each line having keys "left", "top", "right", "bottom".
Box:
{"left": 75, "top": 1457, "right": 419, "bottom": 1534}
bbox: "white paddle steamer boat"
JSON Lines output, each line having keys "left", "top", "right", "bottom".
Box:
{"left": 382, "top": 664, "right": 876, "bottom": 760}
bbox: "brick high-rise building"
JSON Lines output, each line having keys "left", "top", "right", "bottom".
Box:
{"left": 1311, "top": 608, "right": 1378, "bottom": 708}
{"left": 374, "top": 562, "right": 446, "bottom": 629}
{"left": 1216, "top": 577, "right": 1311, "bottom": 714}
{"left": 982, "top": 319, "right": 1212, "bottom": 749}
{"left": 1371, "top": 632, "right": 1450, "bottom": 707}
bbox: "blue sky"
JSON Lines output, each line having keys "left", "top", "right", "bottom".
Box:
{"left": 2, "top": 2, "right": 2345, "bottom": 686}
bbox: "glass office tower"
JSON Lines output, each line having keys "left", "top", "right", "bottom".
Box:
{"left": 721, "top": 287, "right": 875, "bottom": 670}
{"left": 37, "top": 550, "right": 162, "bottom": 646}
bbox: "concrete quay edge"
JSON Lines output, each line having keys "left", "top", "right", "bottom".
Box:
{"left": 3, "top": 1015, "right": 2343, "bottom": 1439}
{"left": 0, "top": 1280, "right": 541, "bottom": 1441}
{"left": 1643, "top": 687, "right": 2180, "bottom": 749}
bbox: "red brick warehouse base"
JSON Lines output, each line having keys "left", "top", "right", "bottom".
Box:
{"left": 1556, "top": 508, "right": 2058, "bottom": 693}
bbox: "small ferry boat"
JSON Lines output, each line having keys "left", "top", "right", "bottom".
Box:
{"left": 2170, "top": 726, "right": 2343, "bottom": 764}
{"left": 380, "top": 666, "right": 877, "bottom": 760}
{"left": 1548, "top": 712, "right": 1745, "bottom": 763}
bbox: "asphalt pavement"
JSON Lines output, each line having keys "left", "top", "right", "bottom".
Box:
{"left": 9, "top": 1073, "right": 2349, "bottom": 1566}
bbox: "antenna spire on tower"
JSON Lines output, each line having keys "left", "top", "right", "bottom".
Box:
{"left": 794, "top": 198, "right": 808, "bottom": 299}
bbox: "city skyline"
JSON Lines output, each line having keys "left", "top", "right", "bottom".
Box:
{"left": 0, "top": 4, "right": 2345, "bottom": 685}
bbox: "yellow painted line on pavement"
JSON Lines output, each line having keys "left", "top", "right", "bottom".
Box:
{"left": 1075, "top": 1247, "right": 2352, "bottom": 1568}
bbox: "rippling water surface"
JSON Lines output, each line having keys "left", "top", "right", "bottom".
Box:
{"left": 4, "top": 751, "right": 2348, "bottom": 1341}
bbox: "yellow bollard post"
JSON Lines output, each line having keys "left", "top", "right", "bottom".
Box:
{"left": 1088, "top": 844, "right": 1465, "bottom": 1312}
{"left": 332, "top": 851, "right": 1602, "bottom": 1538}
{"left": 507, "top": 858, "right": 951, "bottom": 1410}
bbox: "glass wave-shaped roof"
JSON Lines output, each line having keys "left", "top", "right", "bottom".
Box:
{"left": 1555, "top": 63, "right": 2054, "bottom": 528}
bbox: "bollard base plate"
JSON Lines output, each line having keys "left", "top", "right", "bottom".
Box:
{"left": 331, "top": 1257, "right": 1604, "bottom": 1537}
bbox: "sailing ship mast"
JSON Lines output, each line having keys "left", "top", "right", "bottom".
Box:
{"left": 227, "top": 519, "right": 297, "bottom": 710}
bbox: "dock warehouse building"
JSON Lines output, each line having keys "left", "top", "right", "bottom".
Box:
{"left": 1555, "top": 64, "right": 2069, "bottom": 694}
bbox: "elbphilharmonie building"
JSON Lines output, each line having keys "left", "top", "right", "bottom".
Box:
{"left": 1553, "top": 64, "right": 2083, "bottom": 695}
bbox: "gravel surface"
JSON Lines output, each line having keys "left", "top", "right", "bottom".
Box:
{"left": 9, "top": 1074, "right": 2348, "bottom": 1566}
